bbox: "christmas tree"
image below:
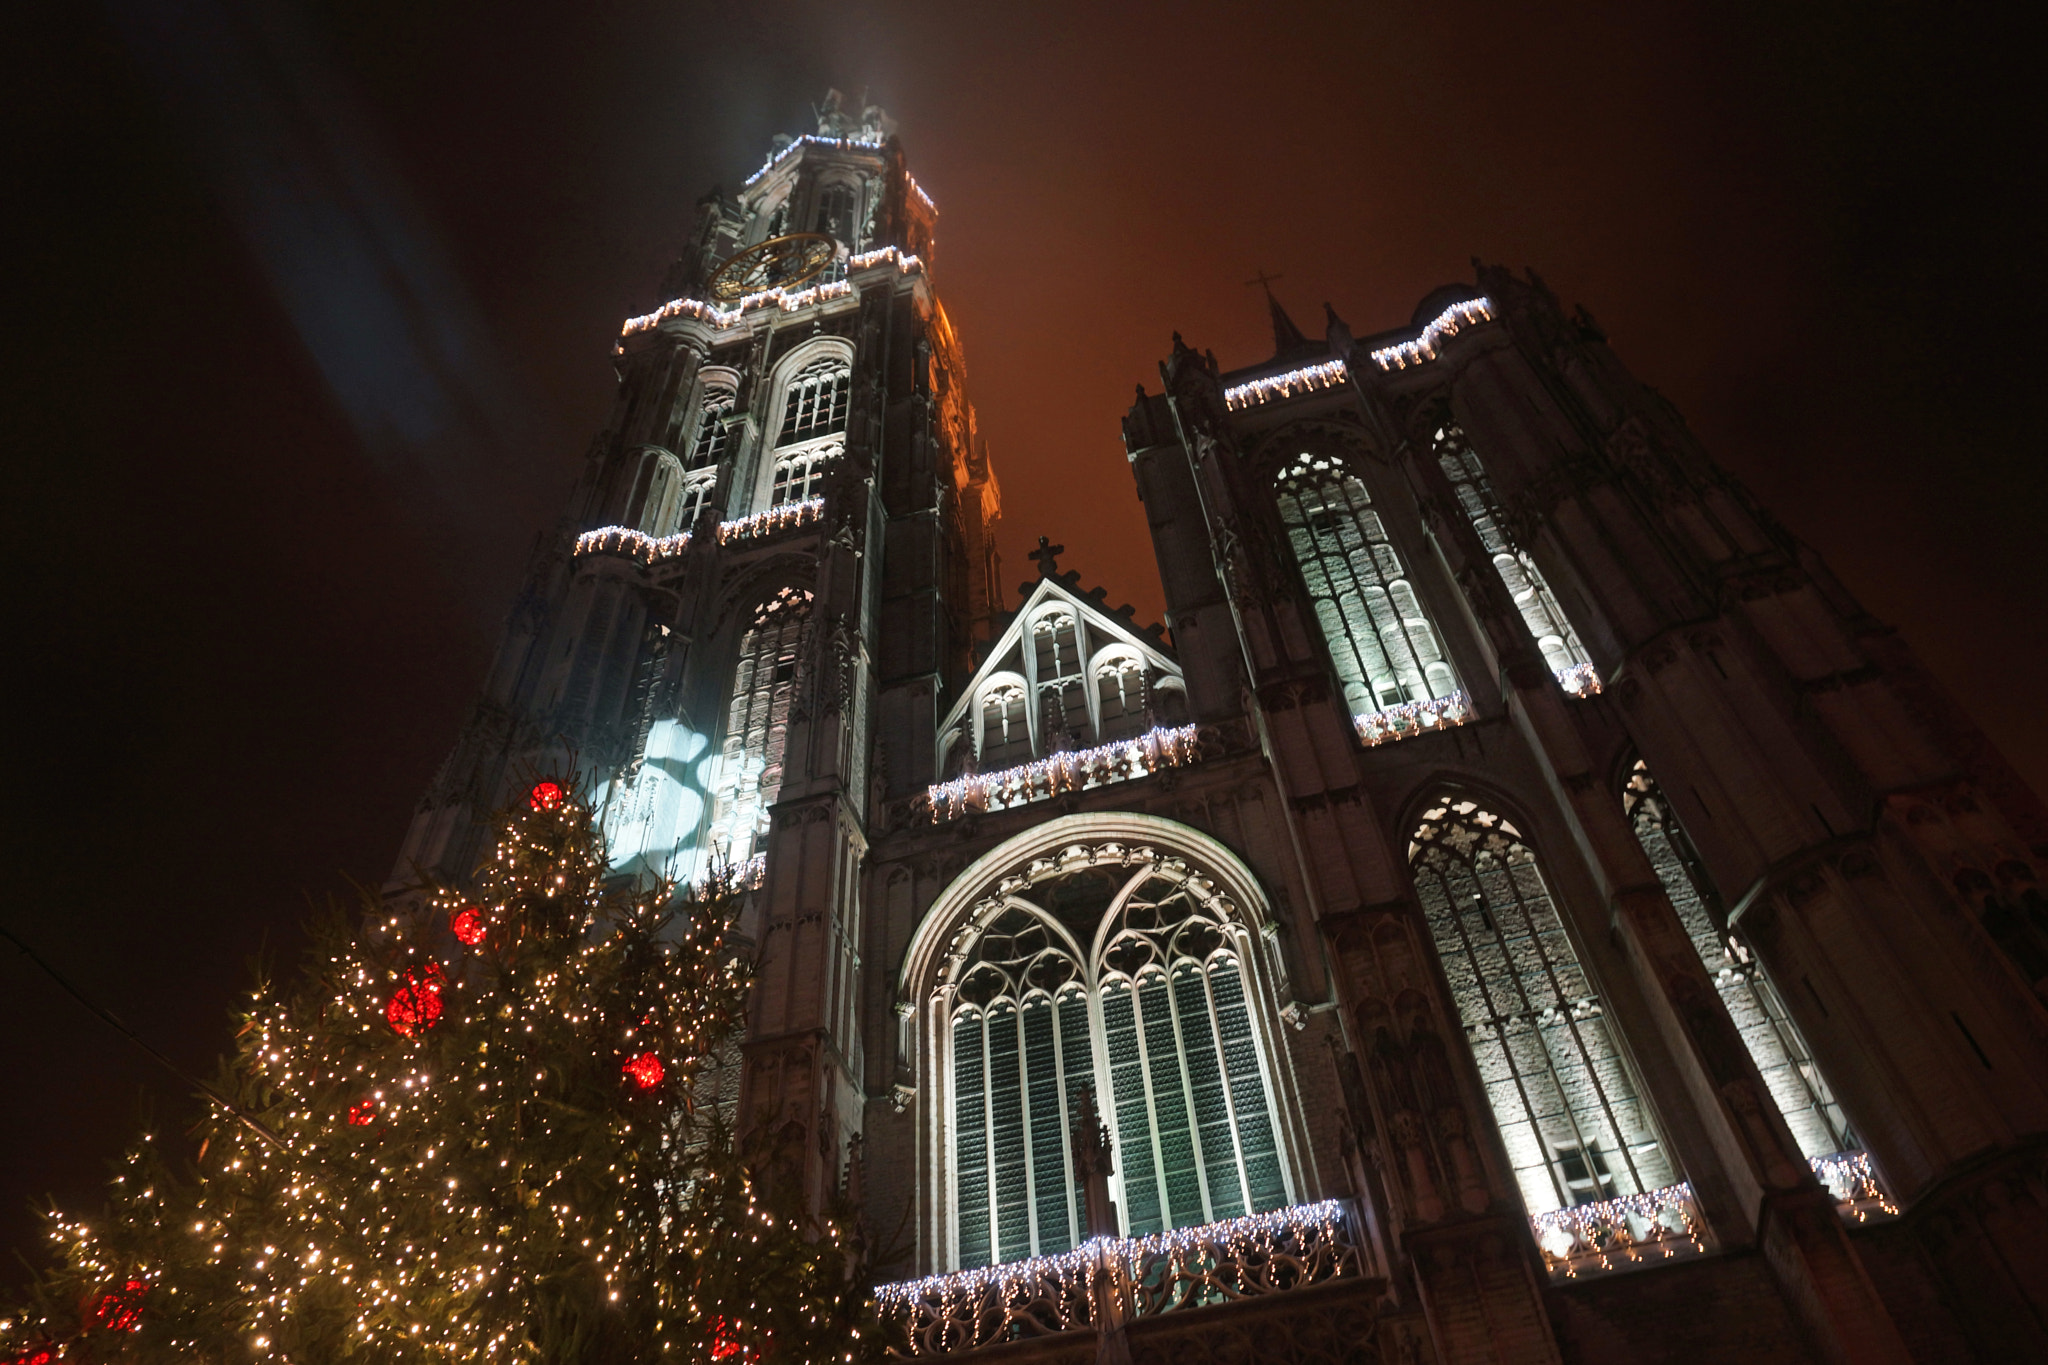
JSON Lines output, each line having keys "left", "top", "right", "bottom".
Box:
{"left": 0, "top": 780, "right": 873, "bottom": 1364}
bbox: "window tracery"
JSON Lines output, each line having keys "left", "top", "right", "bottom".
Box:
{"left": 1095, "top": 654, "right": 1149, "bottom": 739}
{"left": 687, "top": 387, "right": 736, "bottom": 471}
{"left": 1274, "top": 451, "right": 1459, "bottom": 724}
{"left": 1624, "top": 762, "right": 1854, "bottom": 1157}
{"left": 1409, "top": 795, "right": 1674, "bottom": 1215}
{"left": 766, "top": 356, "right": 850, "bottom": 512}
{"left": 705, "top": 588, "right": 811, "bottom": 867}
{"left": 946, "top": 855, "right": 1290, "bottom": 1268}
{"left": 1432, "top": 425, "right": 1597, "bottom": 693}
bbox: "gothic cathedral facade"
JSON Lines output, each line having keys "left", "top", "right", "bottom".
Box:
{"left": 393, "top": 99, "right": 2048, "bottom": 1362}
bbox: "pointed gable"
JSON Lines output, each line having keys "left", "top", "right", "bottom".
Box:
{"left": 937, "top": 575, "right": 1185, "bottom": 777}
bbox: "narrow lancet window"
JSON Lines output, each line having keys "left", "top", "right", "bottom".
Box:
{"left": 1274, "top": 451, "right": 1463, "bottom": 740}
{"left": 1625, "top": 762, "right": 1854, "bottom": 1158}
{"left": 1409, "top": 795, "right": 1675, "bottom": 1214}
{"left": 687, "top": 387, "right": 736, "bottom": 471}
{"left": 1432, "top": 425, "right": 1597, "bottom": 695}
{"left": 706, "top": 588, "right": 810, "bottom": 867}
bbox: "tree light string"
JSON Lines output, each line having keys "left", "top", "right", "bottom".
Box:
{"left": 926, "top": 725, "right": 1200, "bottom": 821}
{"left": 1368, "top": 298, "right": 1496, "bottom": 371}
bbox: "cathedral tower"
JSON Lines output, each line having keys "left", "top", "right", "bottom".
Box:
{"left": 397, "top": 102, "right": 2048, "bottom": 1361}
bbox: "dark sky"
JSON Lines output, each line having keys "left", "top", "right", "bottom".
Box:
{"left": 4, "top": 0, "right": 2043, "bottom": 1267}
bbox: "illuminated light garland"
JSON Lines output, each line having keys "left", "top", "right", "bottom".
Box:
{"left": 1556, "top": 662, "right": 1604, "bottom": 698}
{"left": 1811, "top": 1149, "right": 1897, "bottom": 1221}
{"left": 907, "top": 176, "right": 937, "bottom": 214}
{"left": 1529, "top": 1181, "right": 1706, "bottom": 1279}
{"left": 742, "top": 134, "right": 888, "bottom": 188}
{"left": 620, "top": 250, "right": 922, "bottom": 338}
{"left": 1368, "top": 298, "right": 1495, "bottom": 371}
{"left": 926, "top": 724, "right": 1200, "bottom": 822}
{"left": 574, "top": 499, "right": 827, "bottom": 566}
{"left": 717, "top": 497, "right": 825, "bottom": 545}
{"left": 1353, "top": 693, "right": 1471, "bottom": 747}
{"left": 1222, "top": 359, "right": 1349, "bottom": 411}
{"left": 875, "top": 1200, "right": 1360, "bottom": 1354}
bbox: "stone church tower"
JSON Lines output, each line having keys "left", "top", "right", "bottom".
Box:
{"left": 394, "top": 98, "right": 2048, "bottom": 1361}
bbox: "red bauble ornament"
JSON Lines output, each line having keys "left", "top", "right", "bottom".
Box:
{"left": 347, "top": 1099, "right": 377, "bottom": 1126}
{"left": 451, "top": 906, "right": 487, "bottom": 947}
{"left": 529, "top": 781, "right": 565, "bottom": 811}
{"left": 385, "top": 964, "right": 446, "bottom": 1037}
{"left": 92, "top": 1279, "right": 148, "bottom": 1333}
{"left": 709, "top": 1316, "right": 748, "bottom": 1362}
{"left": 622, "top": 1051, "right": 664, "bottom": 1090}
{"left": 8, "top": 1346, "right": 58, "bottom": 1365}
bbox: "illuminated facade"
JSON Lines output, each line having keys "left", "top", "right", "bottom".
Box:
{"left": 395, "top": 95, "right": 2048, "bottom": 1361}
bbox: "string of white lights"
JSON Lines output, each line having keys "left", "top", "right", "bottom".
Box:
{"left": 743, "top": 134, "right": 889, "bottom": 188}
{"left": 1556, "top": 663, "right": 1604, "bottom": 698}
{"left": 1353, "top": 693, "right": 1471, "bottom": 747}
{"left": 927, "top": 724, "right": 1200, "bottom": 821}
{"left": 1528, "top": 1181, "right": 1705, "bottom": 1279}
{"left": 573, "top": 498, "right": 826, "bottom": 564}
{"left": 1221, "top": 359, "right": 1349, "bottom": 411}
{"left": 1810, "top": 1150, "right": 1896, "bottom": 1220}
{"left": 620, "top": 250, "right": 923, "bottom": 338}
{"left": 873, "top": 1199, "right": 1352, "bottom": 1312}
{"left": 1368, "top": 298, "right": 1495, "bottom": 371}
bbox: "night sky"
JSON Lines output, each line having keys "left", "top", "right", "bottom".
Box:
{"left": 4, "top": 0, "right": 2043, "bottom": 1269}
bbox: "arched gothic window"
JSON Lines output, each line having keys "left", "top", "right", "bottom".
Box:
{"left": 636, "top": 453, "right": 685, "bottom": 537}
{"left": 1432, "top": 426, "right": 1594, "bottom": 691}
{"left": 1032, "top": 610, "right": 1087, "bottom": 746}
{"left": 1410, "top": 795, "right": 1674, "bottom": 1213}
{"left": 978, "top": 682, "right": 1030, "bottom": 768}
{"left": 706, "top": 588, "right": 810, "bottom": 866}
{"left": 814, "top": 182, "right": 857, "bottom": 245}
{"left": 948, "top": 857, "right": 1289, "bottom": 1267}
{"left": 767, "top": 356, "right": 849, "bottom": 511}
{"left": 778, "top": 357, "right": 851, "bottom": 445}
{"left": 1625, "top": 762, "right": 1854, "bottom": 1158}
{"left": 1095, "top": 655, "right": 1148, "bottom": 739}
{"left": 687, "top": 387, "right": 736, "bottom": 472}
{"left": 1274, "top": 452, "right": 1459, "bottom": 721}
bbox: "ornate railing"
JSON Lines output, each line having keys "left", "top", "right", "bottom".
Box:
{"left": 1812, "top": 1150, "right": 1897, "bottom": 1222}
{"left": 874, "top": 1201, "right": 1363, "bottom": 1357}
{"left": 1556, "top": 663, "right": 1603, "bottom": 698}
{"left": 926, "top": 725, "right": 1200, "bottom": 822}
{"left": 1353, "top": 693, "right": 1471, "bottom": 747}
{"left": 1530, "top": 1181, "right": 1707, "bottom": 1280}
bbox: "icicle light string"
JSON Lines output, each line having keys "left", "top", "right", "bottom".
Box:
{"left": 574, "top": 498, "right": 826, "bottom": 564}
{"left": 742, "top": 134, "right": 888, "bottom": 188}
{"left": 1368, "top": 298, "right": 1495, "bottom": 371}
{"left": 927, "top": 724, "right": 1199, "bottom": 821}
{"left": 1352, "top": 693, "right": 1471, "bottom": 747}
{"left": 621, "top": 249, "right": 922, "bottom": 338}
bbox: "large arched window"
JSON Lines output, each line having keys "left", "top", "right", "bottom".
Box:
{"left": 1274, "top": 451, "right": 1460, "bottom": 731}
{"left": 946, "top": 855, "right": 1291, "bottom": 1268}
{"left": 1410, "top": 795, "right": 1674, "bottom": 1214}
{"left": 1432, "top": 425, "right": 1596, "bottom": 694}
{"left": 1625, "top": 762, "right": 1854, "bottom": 1158}
{"left": 705, "top": 588, "right": 810, "bottom": 866}
{"left": 1031, "top": 609, "right": 1088, "bottom": 748}
{"left": 767, "top": 356, "right": 849, "bottom": 511}
{"left": 814, "top": 182, "right": 857, "bottom": 244}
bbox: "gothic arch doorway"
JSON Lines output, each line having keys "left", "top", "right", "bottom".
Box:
{"left": 899, "top": 814, "right": 1314, "bottom": 1271}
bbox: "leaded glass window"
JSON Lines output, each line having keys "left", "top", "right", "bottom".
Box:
{"left": 1625, "top": 762, "right": 1854, "bottom": 1158}
{"left": 1274, "top": 451, "right": 1458, "bottom": 717}
{"left": 687, "top": 387, "right": 735, "bottom": 471}
{"left": 705, "top": 588, "right": 810, "bottom": 865}
{"left": 778, "top": 357, "right": 851, "bottom": 444}
{"left": 1432, "top": 425, "right": 1592, "bottom": 684}
{"left": 948, "top": 860, "right": 1289, "bottom": 1268}
{"left": 1410, "top": 795, "right": 1674, "bottom": 1214}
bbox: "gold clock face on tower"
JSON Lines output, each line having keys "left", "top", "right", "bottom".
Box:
{"left": 705, "top": 232, "right": 838, "bottom": 301}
